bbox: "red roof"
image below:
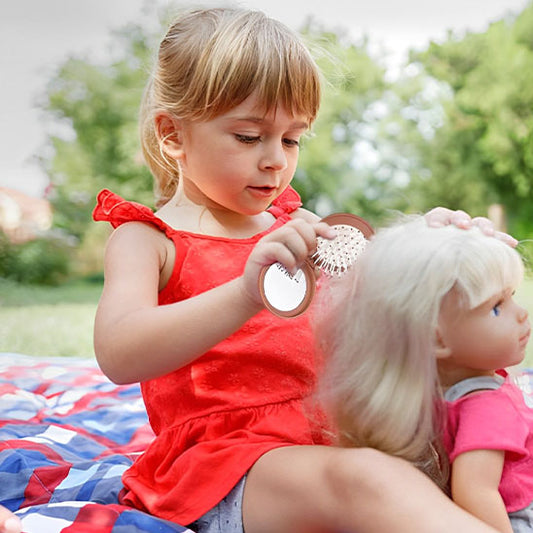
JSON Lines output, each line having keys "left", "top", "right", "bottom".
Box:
{"left": 0, "top": 187, "right": 52, "bottom": 243}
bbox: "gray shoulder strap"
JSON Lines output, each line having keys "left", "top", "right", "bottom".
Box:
{"left": 444, "top": 375, "right": 505, "bottom": 402}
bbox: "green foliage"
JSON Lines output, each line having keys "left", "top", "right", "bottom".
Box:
{"left": 43, "top": 23, "right": 157, "bottom": 241}
{"left": 296, "top": 24, "right": 404, "bottom": 222}
{"left": 0, "top": 232, "right": 72, "bottom": 285}
{"left": 403, "top": 3, "right": 533, "bottom": 238}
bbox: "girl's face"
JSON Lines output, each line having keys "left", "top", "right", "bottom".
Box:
{"left": 438, "top": 287, "right": 531, "bottom": 378}
{"left": 177, "top": 91, "right": 309, "bottom": 216}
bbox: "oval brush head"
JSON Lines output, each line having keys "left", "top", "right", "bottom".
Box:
{"left": 312, "top": 224, "right": 368, "bottom": 276}
{"left": 312, "top": 213, "right": 374, "bottom": 277}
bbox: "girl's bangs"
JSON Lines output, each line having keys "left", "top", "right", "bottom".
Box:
{"left": 200, "top": 29, "right": 321, "bottom": 121}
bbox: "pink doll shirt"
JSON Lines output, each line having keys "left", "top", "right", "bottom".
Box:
{"left": 92, "top": 186, "right": 330, "bottom": 525}
{"left": 444, "top": 371, "right": 533, "bottom": 513}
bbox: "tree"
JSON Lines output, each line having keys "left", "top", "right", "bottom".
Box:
{"left": 295, "top": 23, "right": 407, "bottom": 223}
{"left": 42, "top": 23, "right": 156, "bottom": 242}
{"left": 403, "top": 2, "right": 533, "bottom": 237}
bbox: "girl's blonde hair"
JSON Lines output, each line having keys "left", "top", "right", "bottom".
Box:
{"left": 317, "top": 215, "right": 524, "bottom": 490}
{"left": 140, "top": 7, "right": 322, "bottom": 207}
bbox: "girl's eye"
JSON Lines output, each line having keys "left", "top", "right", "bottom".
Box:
{"left": 283, "top": 138, "right": 300, "bottom": 147}
{"left": 235, "top": 134, "right": 260, "bottom": 144}
{"left": 491, "top": 303, "right": 502, "bottom": 317}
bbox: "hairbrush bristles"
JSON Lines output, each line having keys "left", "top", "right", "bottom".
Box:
{"left": 311, "top": 224, "right": 368, "bottom": 277}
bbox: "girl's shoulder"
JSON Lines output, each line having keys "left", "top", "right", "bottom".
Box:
{"left": 103, "top": 219, "right": 175, "bottom": 292}
{"left": 104, "top": 218, "right": 171, "bottom": 264}
{"left": 93, "top": 189, "right": 175, "bottom": 286}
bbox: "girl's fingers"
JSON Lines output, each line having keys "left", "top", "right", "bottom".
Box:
{"left": 425, "top": 207, "right": 471, "bottom": 228}
{"left": 0, "top": 514, "right": 22, "bottom": 533}
{"left": 471, "top": 216, "right": 518, "bottom": 247}
{"left": 314, "top": 221, "right": 337, "bottom": 240}
{"left": 250, "top": 219, "right": 336, "bottom": 276}
{"left": 494, "top": 230, "right": 518, "bottom": 248}
{"left": 471, "top": 216, "right": 495, "bottom": 235}
{"left": 425, "top": 209, "right": 517, "bottom": 248}
{"left": 268, "top": 243, "right": 303, "bottom": 274}
{"left": 266, "top": 220, "right": 331, "bottom": 254}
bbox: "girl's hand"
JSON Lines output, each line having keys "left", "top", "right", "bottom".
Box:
{"left": 0, "top": 507, "right": 22, "bottom": 533}
{"left": 241, "top": 219, "right": 336, "bottom": 308}
{"left": 424, "top": 207, "right": 518, "bottom": 247}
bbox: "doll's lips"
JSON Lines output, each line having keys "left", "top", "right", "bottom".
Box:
{"left": 520, "top": 328, "right": 531, "bottom": 347}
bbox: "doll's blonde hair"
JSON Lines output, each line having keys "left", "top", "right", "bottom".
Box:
{"left": 140, "top": 7, "right": 322, "bottom": 207}
{"left": 318, "top": 215, "right": 524, "bottom": 490}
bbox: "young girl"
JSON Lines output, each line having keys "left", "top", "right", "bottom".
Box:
{"left": 93, "top": 7, "right": 505, "bottom": 533}
{"left": 319, "top": 215, "right": 531, "bottom": 533}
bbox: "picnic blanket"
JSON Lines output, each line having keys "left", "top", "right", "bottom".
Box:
{"left": 4, "top": 353, "right": 533, "bottom": 533}
{"left": 0, "top": 353, "right": 193, "bottom": 533}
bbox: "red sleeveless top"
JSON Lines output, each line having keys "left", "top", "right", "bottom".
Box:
{"left": 92, "top": 188, "right": 329, "bottom": 525}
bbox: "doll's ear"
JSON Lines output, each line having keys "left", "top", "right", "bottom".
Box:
{"left": 154, "top": 112, "right": 184, "bottom": 160}
{"left": 434, "top": 327, "right": 452, "bottom": 360}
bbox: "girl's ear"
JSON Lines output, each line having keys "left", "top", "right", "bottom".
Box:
{"left": 434, "top": 327, "right": 452, "bottom": 360}
{"left": 155, "top": 112, "right": 184, "bottom": 160}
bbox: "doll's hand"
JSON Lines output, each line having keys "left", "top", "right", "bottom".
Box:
{"left": 424, "top": 207, "right": 518, "bottom": 247}
{"left": 0, "top": 507, "right": 22, "bottom": 533}
{"left": 241, "top": 219, "right": 336, "bottom": 307}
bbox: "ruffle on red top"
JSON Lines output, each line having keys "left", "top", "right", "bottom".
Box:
{"left": 269, "top": 185, "right": 302, "bottom": 214}
{"left": 92, "top": 189, "right": 171, "bottom": 233}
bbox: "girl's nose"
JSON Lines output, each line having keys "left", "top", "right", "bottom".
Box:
{"left": 260, "top": 141, "right": 288, "bottom": 171}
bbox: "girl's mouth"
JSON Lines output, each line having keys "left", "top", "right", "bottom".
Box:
{"left": 247, "top": 186, "right": 275, "bottom": 197}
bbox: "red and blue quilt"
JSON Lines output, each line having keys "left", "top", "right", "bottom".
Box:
{"left": 6, "top": 352, "right": 533, "bottom": 532}
{"left": 0, "top": 353, "right": 193, "bottom": 533}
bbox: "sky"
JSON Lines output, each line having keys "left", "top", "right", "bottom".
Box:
{"left": 0, "top": 0, "right": 529, "bottom": 197}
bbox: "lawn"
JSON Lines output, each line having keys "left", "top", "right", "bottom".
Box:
{"left": 1, "top": 276, "right": 533, "bottom": 366}
{"left": 0, "top": 278, "right": 102, "bottom": 358}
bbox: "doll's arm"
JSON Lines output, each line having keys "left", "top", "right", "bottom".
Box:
{"left": 451, "top": 449, "right": 513, "bottom": 533}
{"left": 424, "top": 207, "right": 517, "bottom": 247}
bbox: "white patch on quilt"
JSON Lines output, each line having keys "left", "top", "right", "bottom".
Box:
{"left": 22, "top": 424, "right": 77, "bottom": 445}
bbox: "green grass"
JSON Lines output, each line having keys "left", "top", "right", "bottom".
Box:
{"left": 1, "top": 276, "right": 533, "bottom": 366}
{"left": 0, "top": 278, "right": 102, "bottom": 358}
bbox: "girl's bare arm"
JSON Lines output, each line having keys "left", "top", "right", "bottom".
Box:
{"left": 94, "top": 219, "right": 333, "bottom": 384}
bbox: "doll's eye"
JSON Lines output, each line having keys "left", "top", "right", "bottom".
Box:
{"left": 491, "top": 303, "right": 502, "bottom": 317}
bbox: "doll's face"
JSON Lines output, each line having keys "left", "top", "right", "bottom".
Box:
{"left": 437, "top": 286, "right": 530, "bottom": 377}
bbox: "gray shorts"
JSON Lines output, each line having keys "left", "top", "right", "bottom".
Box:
{"left": 187, "top": 477, "right": 246, "bottom": 533}
{"left": 509, "top": 501, "right": 533, "bottom": 532}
